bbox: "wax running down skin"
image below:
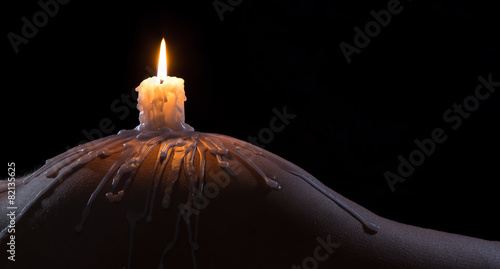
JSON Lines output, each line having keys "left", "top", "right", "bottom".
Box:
{"left": 0, "top": 130, "right": 379, "bottom": 268}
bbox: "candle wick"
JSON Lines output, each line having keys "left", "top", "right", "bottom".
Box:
{"left": 159, "top": 78, "right": 164, "bottom": 84}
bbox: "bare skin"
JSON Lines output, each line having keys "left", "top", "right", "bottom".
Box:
{"left": 1, "top": 134, "right": 499, "bottom": 268}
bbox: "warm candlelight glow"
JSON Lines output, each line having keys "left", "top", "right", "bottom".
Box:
{"left": 158, "top": 38, "right": 167, "bottom": 80}
{"left": 135, "top": 38, "right": 193, "bottom": 132}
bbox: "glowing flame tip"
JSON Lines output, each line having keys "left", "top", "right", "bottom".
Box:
{"left": 158, "top": 38, "right": 167, "bottom": 79}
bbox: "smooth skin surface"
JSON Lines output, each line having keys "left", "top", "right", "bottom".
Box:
{"left": 1, "top": 134, "right": 499, "bottom": 268}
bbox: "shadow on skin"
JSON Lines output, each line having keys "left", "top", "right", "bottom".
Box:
{"left": 0, "top": 133, "right": 499, "bottom": 268}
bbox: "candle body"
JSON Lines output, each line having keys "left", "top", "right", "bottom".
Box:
{"left": 135, "top": 76, "right": 194, "bottom": 132}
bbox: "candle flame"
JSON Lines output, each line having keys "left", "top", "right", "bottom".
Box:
{"left": 158, "top": 38, "right": 167, "bottom": 79}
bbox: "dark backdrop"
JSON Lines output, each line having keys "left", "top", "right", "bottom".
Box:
{"left": 3, "top": 0, "right": 499, "bottom": 241}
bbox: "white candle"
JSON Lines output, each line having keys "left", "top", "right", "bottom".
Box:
{"left": 135, "top": 38, "right": 194, "bottom": 132}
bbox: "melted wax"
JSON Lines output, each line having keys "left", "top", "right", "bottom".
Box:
{"left": 2, "top": 129, "right": 379, "bottom": 268}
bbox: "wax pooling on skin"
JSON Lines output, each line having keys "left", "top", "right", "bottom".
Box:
{"left": 0, "top": 39, "right": 379, "bottom": 269}
{"left": 9, "top": 131, "right": 279, "bottom": 268}
{"left": 3, "top": 129, "right": 379, "bottom": 269}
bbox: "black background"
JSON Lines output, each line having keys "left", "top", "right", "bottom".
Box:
{"left": 3, "top": 0, "right": 499, "bottom": 241}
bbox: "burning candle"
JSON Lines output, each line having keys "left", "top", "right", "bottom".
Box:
{"left": 4, "top": 35, "right": 499, "bottom": 269}
{"left": 135, "top": 38, "right": 194, "bottom": 132}
{"left": 6, "top": 37, "right": 377, "bottom": 239}
{"left": 2, "top": 36, "right": 382, "bottom": 268}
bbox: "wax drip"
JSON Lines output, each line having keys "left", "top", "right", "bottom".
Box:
{"left": 1, "top": 130, "right": 379, "bottom": 269}
{"left": 214, "top": 134, "right": 380, "bottom": 234}
{"left": 208, "top": 134, "right": 379, "bottom": 234}
{"left": 2, "top": 130, "right": 280, "bottom": 268}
